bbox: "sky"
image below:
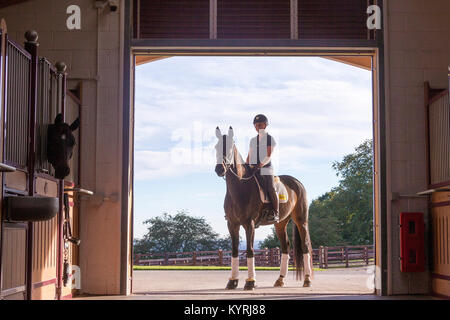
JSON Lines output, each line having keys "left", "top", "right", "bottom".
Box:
{"left": 133, "top": 56, "right": 373, "bottom": 243}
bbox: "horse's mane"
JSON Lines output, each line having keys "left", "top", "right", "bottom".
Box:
{"left": 233, "top": 145, "right": 252, "bottom": 179}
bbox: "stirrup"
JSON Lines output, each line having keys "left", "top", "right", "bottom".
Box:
{"left": 266, "top": 211, "right": 279, "bottom": 223}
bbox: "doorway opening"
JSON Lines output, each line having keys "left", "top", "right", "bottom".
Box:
{"left": 130, "top": 53, "right": 381, "bottom": 298}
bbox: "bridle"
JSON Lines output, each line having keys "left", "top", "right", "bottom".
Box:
{"left": 220, "top": 137, "right": 257, "bottom": 182}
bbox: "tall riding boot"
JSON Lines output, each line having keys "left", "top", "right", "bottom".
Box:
{"left": 267, "top": 176, "right": 279, "bottom": 223}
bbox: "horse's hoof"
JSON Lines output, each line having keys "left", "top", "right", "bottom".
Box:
{"left": 244, "top": 279, "right": 256, "bottom": 291}
{"left": 274, "top": 277, "right": 284, "bottom": 287}
{"left": 226, "top": 279, "right": 238, "bottom": 290}
{"left": 303, "top": 275, "right": 312, "bottom": 287}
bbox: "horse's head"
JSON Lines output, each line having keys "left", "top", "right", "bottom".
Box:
{"left": 214, "top": 126, "right": 234, "bottom": 177}
{"left": 47, "top": 113, "right": 80, "bottom": 179}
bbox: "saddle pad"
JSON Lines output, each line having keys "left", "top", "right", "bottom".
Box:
{"left": 255, "top": 176, "right": 289, "bottom": 204}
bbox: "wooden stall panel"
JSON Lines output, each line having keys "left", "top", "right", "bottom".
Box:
{"left": 35, "top": 177, "right": 58, "bottom": 197}
{"left": 217, "top": 0, "right": 291, "bottom": 39}
{"left": 431, "top": 191, "right": 450, "bottom": 298}
{"left": 1, "top": 226, "right": 27, "bottom": 300}
{"left": 31, "top": 215, "right": 57, "bottom": 300}
{"left": 4, "top": 170, "right": 27, "bottom": 192}
{"left": 4, "top": 38, "right": 30, "bottom": 169}
{"left": 428, "top": 92, "right": 450, "bottom": 186}
{"left": 139, "top": 0, "right": 210, "bottom": 39}
{"left": 298, "top": 0, "right": 369, "bottom": 39}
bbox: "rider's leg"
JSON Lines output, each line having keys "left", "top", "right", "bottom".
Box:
{"left": 265, "top": 174, "right": 279, "bottom": 222}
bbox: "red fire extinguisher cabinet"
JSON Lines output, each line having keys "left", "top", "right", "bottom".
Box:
{"left": 399, "top": 212, "right": 425, "bottom": 272}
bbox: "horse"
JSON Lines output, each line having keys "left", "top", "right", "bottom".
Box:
{"left": 47, "top": 113, "right": 80, "bottom": 179}
{"left": 214, "top": 126, "right": 313, "bottom": 290}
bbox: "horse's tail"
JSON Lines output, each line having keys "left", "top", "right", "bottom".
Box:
{"left": 292, "top": 222, "right": 304, "bottom": 281}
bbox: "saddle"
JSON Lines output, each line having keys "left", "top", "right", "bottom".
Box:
{"left": 254, "top": 176, "right": 288, "bottom": 228}
{"left": 254, "top": 176, "right": 289, "bottom": 204}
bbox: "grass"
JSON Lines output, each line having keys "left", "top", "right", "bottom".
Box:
{"left": 133, "top": 265, "right": 326, "bottom": 271}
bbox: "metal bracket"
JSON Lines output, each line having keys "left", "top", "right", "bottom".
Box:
{"left": 391, "top": 192, "right": 428, "bottom": 201}
{"left": 89, "top": 192, "right": 119, "bottom": 206}
{"left": 64, "top": 187, "right": 94, "bottom": 195}
{"left": 0, "top": 162, "right": 16, "bottom": 172}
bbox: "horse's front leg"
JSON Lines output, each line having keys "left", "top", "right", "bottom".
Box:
{"left": 243, "top": 220, "right": 256, "bottom": 290}
{"left": 226, "top": 221, "right": 240, "bottom": 290}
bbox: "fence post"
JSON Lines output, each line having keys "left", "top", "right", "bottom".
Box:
{"left": 218, "top": 250, "right": 223, "bottom": 266}
{"left": 269, "top": 249, "right": 274, "bottom": 267}
{"left": 164, "top": 253, "right": 169, "bottom": 265}
{"left": 192, "top": 252, "right": 197, "bottom": 266}
{"left": 319, "top": 246, "right": 323, "bottom": 269}
{"left": 345, "top": 247, "right": 349, "bottom": 268}
{"left": 324, "top": 247, "right": 328, "bottom": 269}
{"left": 364, "top": 246, "right": 369, "bottom": 265}
{"left": 275, "top": 247, "right": 280, "bottom": 267}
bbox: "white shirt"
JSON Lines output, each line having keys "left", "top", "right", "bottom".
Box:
{"left": 248, "top": 131, "right": 277, "bottom": 175}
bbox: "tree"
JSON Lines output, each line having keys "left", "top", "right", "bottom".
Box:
{"left": 329, "top": 139, "right": 373, "bottom": 244}
{"left": 259, "top": 220, "right": 293, "bottom": 249}
{"left": 308, "top": 192, "right": 346, "bottom": 246}
{"left": 134, "top": 210, "right": 232, "bottom": 253}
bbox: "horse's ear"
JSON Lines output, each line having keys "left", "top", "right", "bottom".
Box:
{"left": 228, "top": 126, "right": 234, "bottom": 139}
{"left": 69, "top": 118, "right": 80, "bottom": 131}
{"left": 215, "top": 127, "right": 222, "bottom": 139}
{"left": 54, "top": 113, "right": 63, "bottom": 125}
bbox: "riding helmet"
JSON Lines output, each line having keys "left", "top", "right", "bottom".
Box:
{"left": 253, "top": 114, "right": 268, "bottom": 125}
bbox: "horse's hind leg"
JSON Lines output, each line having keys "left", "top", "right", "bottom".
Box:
{"left": 226, "top": 222, "right": 240, "bottom": 290}
{"left": 273, "top": 219, "right": 291, "bottom": 287}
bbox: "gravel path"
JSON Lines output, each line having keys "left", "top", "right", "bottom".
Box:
{"left": 129, "top": 267, "right": 376, "bottom": 300}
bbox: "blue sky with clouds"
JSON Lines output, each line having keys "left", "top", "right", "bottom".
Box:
{"left": 133, "top": 56, "right": 373, "bottom": 242}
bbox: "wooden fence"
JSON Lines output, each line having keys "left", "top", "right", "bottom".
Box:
{"left": 134, "top": 245, "right": 374, "bottom": 269}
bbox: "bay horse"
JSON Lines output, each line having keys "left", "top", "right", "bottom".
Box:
{"left": 47, "top": 113, "right": 80, "bottom": 179}
{"left": 214, "top": 126, "right": 313, "bottom": 290}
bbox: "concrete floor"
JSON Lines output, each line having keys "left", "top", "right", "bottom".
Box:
{"left": 75, "top": 267, "right": 432, "bottom": 300}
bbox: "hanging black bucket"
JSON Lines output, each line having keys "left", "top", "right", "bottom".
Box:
{"left": 4, "top": 196, "right": 59, "bottom": 222}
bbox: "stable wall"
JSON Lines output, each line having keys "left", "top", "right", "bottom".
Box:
{"left": 0, "top": 0, "right": 128, "bottom": 295}
{"left": 384, "top": 0, "right": 450, "bottom": 295}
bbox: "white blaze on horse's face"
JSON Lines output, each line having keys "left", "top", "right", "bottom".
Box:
{"left": 215, "top": 126, "right": 234, "bottom": 165}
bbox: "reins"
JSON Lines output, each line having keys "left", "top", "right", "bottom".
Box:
{"left": 223, "top": 145, "right": 257, "bottom": 182}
